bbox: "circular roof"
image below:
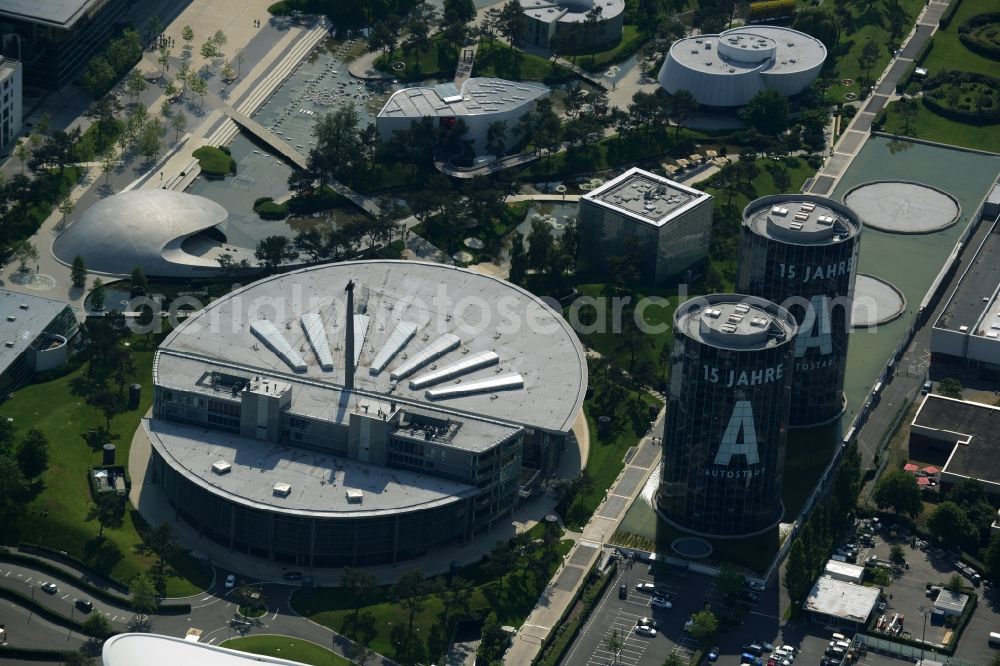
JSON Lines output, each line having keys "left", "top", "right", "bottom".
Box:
{"left": 53, "top": 190, "right": 228, "bottom": 277}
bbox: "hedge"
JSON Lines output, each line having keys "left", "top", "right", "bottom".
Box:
{"left": 939, "top": 0, "right": 966, "bottom": 29}
{"left": 253, "top": 197, "right": 288, "bottom": 220}
{"left": 5, "top": 546, "right": 191, "bottom": 614}
{"left": 897, "top": 40, "right": 935, "bottom": 93}
{"left": 286, "top": 187, "right": 347, "bottom": 215}
{"left": 0, "top": 646, "right": 79, "bottom": 662}
{"left": 534, "top": 561, "right": 617, "bottom": 666}
{"left": 922, "top": 70, "right": 1000, "bottom": 123}
{"left": 958, "top": 13, "right": 1000, "bottom": 60}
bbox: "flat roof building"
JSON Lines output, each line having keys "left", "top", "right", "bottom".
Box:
{"left": 932, "top": 211, "right": 1000, "bottom": 370}
{"left": 0, "top": 289, "right": 77, "bottom": 396}
{"left": 0, "top": 0, "right": 128, "bottom": 90}
{"left": 520, "top": 0, "right": 625, "bottom": 52}
{"left": 933, "top": 590, "right": 969, "bottom": 617}
{"left": 143, "top": 260, "right": 587, "bottom": 567}
{"left": 578, "top": 167, "right": 713, "bottom": 286}
{"left": 824, "top": 559, "right": 866, "bottom": 584}
{"left": 658, "top": 26, "right": 827, "bottom": 107}
{"left": 804, "top": 575, "right": 880, "bottom": 628}
{"left": 0, "top": 57, "right": 21, "bottom": 152}
{"left": 909, "top": 394, "right": 1000, "bottom": 495}
{"left": 377, "top": 78, "right": 548, "bottom": 157}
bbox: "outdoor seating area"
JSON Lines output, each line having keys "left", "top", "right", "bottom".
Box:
{"left": 902, "top": 462, "right": 939, "bottom": 489}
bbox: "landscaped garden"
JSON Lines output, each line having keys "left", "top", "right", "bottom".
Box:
{"left": 193, "top": 145, "right": 237, "bottom": 179}
{"left": 220, "top": 635, "right": 351, "bottom": 666}
{"left": 375, "top": 33, "right": 459, "bottom": 81}
{"left": 473, "top": 40, "right": 575, "bottom": 84}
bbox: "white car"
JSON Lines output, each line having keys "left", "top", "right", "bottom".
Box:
{"left": 635, "top": 625, "right": 657, "bottom": 637}
{"left": 746, "top": 580, "right": 765, "bottom": 592}
{"left": 651, "top": 596, "right": 672, "bottom": 609}
{"left": 779, "top": 645, "right": 798, "bottom": 656}
{"left": 772, "top": 649, "right": 794, "bottom": 663}
{"left": 635, "top": 582, "right": 656, "bottom": 593}
{"left": 225, "top": 574, "right": 236, "bottom": 588}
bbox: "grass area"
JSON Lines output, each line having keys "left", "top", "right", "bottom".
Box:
{"left": 922, "top": 0, "right": 999, "bottom": 77}
{"left": 880, "top": 99, "right": 1000, "bottom": 152}
{"left": 193, "top": 146, "right": 236, "bottom": 178}
{"left": 821, "top": 0, "right": 925, "bottom": 100}
{"left": 375, "top": 33, "right": 458, "bottom": 81}
{"left": 0, "top": 345, "right": 211, "bottom": 597}
{"left": 574, "top": 25, "right": 650, "bottom": 72}
{"left": 220, "top": 635, "right": 351, "bottom": 666}
{"left": 473, "top": 40, "right": 575, "bottom": 83}
{"left": 412, "top": 201, "right": 531, "bottom": 259}
{"left": 292, "top": 523, "right": 573, "bottom": 661}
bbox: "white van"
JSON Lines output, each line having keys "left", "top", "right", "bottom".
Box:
{"left": 989, "top": 632, "right": 1000, "bottom": 648}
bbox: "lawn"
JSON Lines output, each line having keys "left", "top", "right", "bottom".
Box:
{"left": 375, "top": 33, "right": 458, "bottom": 81}
{"left": 880, "top": 97, "right": 1000, "bottom": 153}
{"left": 574, "top": 25, "right": 650, "bottom": 72}
{"left": 0, "top": 342, "right": 211, "bottom": 597}
{"left": 473, "top": 40, "right": 575, "bottom": 83}
{"left": 921, "top": 0, "right": 999, "bottom": 77}
{"left": 291, "top": 523, "right": 573, "bottom": 662}
{"left": 220, "top": 635, "right": 351, "bottom": 666}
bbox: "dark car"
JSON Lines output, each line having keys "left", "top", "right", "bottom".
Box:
{"left": 743, "top": 644, "right": 764, "bottom": 657}
{"left": 619, "top": 583, "right": 628, "bottom": 600}
{"left": 653, "top": 587, "right": 673, "bottom": 599}
{"left": 75, "top": 599, "right": 94, "bottom": 613}
{"left": 283, "top": 571, "right": 303, "bottom": 581}
{"left": 707, "top": 647, "right": 720, "bottom": 662}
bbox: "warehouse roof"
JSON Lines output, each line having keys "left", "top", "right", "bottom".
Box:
{"left": 804, "top": 576, "right": 880, "bottom": 623}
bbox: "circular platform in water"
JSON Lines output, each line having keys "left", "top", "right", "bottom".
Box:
{"left": 844, "top": 181, "right": 959, "bottom": 234}
{"left": 852, "top": 273, "right": 907, "bottom": 328}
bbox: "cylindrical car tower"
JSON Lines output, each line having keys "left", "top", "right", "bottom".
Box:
{"left": 738, "top": 195, "right": 862, "bottom": 427}
{"left": 658, "top": 294, "right": 797, "bottom": 538}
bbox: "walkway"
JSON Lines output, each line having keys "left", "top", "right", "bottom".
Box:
{"left": 222, "top": 107, "right": 308, "bottom": 169}
{"left": 503, "top": 410, "right": 665, "bottom": 665}
{"left": 807, "top": 0, "right": 952, "bottom": 196}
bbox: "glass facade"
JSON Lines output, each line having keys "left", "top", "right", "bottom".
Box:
{"left": 737, "top": 196, "right": 862, "bottom": 427}
{"left": 658, "top": 296, "right": 796, "bottom": 537}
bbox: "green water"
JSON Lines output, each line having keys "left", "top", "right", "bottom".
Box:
{"left": 617, "top": 137, "right": 1000, "bottom": 551}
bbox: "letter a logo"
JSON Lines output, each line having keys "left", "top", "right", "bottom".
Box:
{"left": 714, "top": 401, "right": 759, "bottom": 465}
{"left": 795, "top": 295, "right": 833, "bottom": 357}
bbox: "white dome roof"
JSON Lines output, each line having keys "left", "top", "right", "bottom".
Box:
{"left": 53, "top": 190, "right": 228, "bottom": 277}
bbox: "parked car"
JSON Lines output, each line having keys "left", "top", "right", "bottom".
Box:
{"left": 922, "top": 380, "right": 932, "bottom": 394}
{"left": 634, "top": 624, "right": 657, "bottom": 637}
{"left": 778, "top": 645, "right": 797, "bottom": 655}
{"left": 742, "top": 644, "right": 764, "bottom": 657}
{"left": 653, "top": 587, "right": 672, "bottom": 599}
{"left": 40, "top": 582, "right": 58, "bottom": 594}
{"left": 746, "top": 580, "right": 765, "bottom": 592}
{"left": 619, "top": 583, "right": 628, "bottom": 600}
{"left": 707, "top": 647, "right": 720, "bottom": 662}
{"left": 636, "top": 617, "right": 659, "bottom": 630}
{"left": 651, "top": 596, "right": 672, "bottom": 609}
{"left": 75, "top": 599, "right": 93, "bottom": 613}
{"left": 225, "top": 574, "right": 236, "bottom": 589}
{"left": 635, "top": 582, "right": 656, "bottom": 593}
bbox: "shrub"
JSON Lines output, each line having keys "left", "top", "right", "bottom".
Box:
{"left": 939, "top": 0, "right": 966, "bottom": 29}
{"left": 193, "top": 146, "right": 236, "bottom": 179}
{"left": 253, "top": 197, "right": 288, "bottom": 220}
{"left": 921, "top": 71, "right": 1000, "bottom": 123}
{"left": 958, "top": 13, "right": 1000, "bottom": 60}
{"left": 286, "top": 187, "right": 346, "bottom": 215}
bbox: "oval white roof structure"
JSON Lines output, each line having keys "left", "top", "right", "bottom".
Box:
{"left": 53, "top": 190, "right": 228, "bottom": 277}
{"left": 102, "top": 633, "right": 312, "bottom": 666}
{"left": 658, "top": 26, "right": 826, "bottom": 107}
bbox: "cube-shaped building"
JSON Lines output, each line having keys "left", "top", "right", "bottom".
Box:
{"left": 577, "top": 168, "right": 713, "bottom": 286}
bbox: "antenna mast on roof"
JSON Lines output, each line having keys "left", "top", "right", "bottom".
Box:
{"left": 345, "top": 280, "right": 355, "bottom": 392}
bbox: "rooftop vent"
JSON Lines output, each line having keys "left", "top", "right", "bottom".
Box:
{"left": 6, "top": 315, "right": 15, "bottom": 322}
{"left": 959, "top": 325, "right": 969, "bottom": 332}
{"left": 705, "top": 308, "right": 722, "bottom": 318}
{"left": 4, "top": 341, "right": 13, "bottom": 348}
{"left": 18, "top": 304, "right": 28, "bottom": 310}
{"left": 212, "top": 461, "right": 232, "bottom": 475}
{"left": 273, "top": 482, "right": 292, "bottom": 497}
{"left": 346, "top": 489, "right": 363, "bottom": 503}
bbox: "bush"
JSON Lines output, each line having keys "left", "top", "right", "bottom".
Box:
{"left": 958, "top": 13, "right": 1000, "bottom": 60}
{"left": 253, "top": 197, "right": 288, "bottom": 220}
{"left": 193, "top": 146, "right": 236, "bottom": 179}
{"left": 922, "top": 71, "right": 1000, "bottom": 123}
{"left": 286, "top": 187, "right": 346, "bottom": 215}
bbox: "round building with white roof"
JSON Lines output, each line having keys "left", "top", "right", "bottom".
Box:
{"left": 658, "top": 26, "right": 827, "bottom": 107}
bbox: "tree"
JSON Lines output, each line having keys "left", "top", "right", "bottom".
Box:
{"left": 90, "top": 278, "right": 107, "bottom": 310}
{"left": 444, "top": 0, "right": 476, "bottom": 25}
{"left": 181, "top": 25, "right": 194, "bottom": 51}
{"left": 404, "top": 4, "right": 436, "bottom": 56}
{"left": 177, "top": 61, "right": 191, "bottom": 97}
{"left": 211, "top": 29, "right": 228, "bottom": 50}
{"left": 158, "top": 46, "right": 171, "bottom": 75}
{"left": 858, "top": 39, "right": 880, "bottom": 89}
{"left": 604, "top": 628, "right": 624, "bottom": 664}
{"left": 138, "top": 118, "right": 164, "bottom": 161}
{"left": 86, "top": 492, "right": 127, "bottom": 537}
{"left": 896, "top": 97, "right": 919, "bottom": 134}
{"left": 937, "top": 378, "right": 963, "bottom": 399}
{"left": 170, "top": 110, "right": 188, "bottom": 142}
{"left": 890, "top": 544, "right": 906, "bottom": 565}
{"left": 14, "top": 141, "right": 29, "bottom": 173}
{"left": 873, "top": 469, "right": 923, "bottom": 517}
{"left": 83, "top": 57, "right": 116, "bottom": 98}
{"left": 58, "top": 195, "right": 75, "bottom": 228}
{"left": 486, "top": 120, "right": 509, "bottom": 157}
{"left": 82, "top": 612, "right": 113, "bottom": 640}
{"left": 88, "top": 388, "right": 124, "bottom": 430}
{"left": 742, "top": 89, "right": 790, "bottom": 135}
{"left": 341, "top": 567, "right": 377, "bottom": 631}
{"left": 669, "top": 90, "right": 698, "bottom": 139}
{"left": 10, "top": 239, "right": 38, "bottom": 272}
{"left": 125, "top": 69, "right": 147, "bottom": 105}
{"left": 71, "top": 256, "right": 88, "bottom": 289}
{"left": 308, "top": 107, "right": 362, "bottom": 185}
{"left": 928, "top": 501, "right": 975, "bottom": 551}
{"left": 189, "top": 74, "right": 208, "bottom": 108}
{"left": 235, "top": 48, "right": 246, "bottom": 77}
{"left": 393, "top": 570, "right": 427, "bottom": 658}
{"left": 983, "top": 532, "right": 1000, "bottom": 586}
{"left": 946, "top": 574, "right": 964, "bottom": 593}
{"left": 688, "top": 609, "right": 719, "bottom": 642}
{"left": 477, "top": 611, "right": 508, "bottom": 664}
{"left": 129, "top": 572, "right": 159, "bottom": 618}
{"left": 871, "top": 566, "right": 893, "bottom": 587}
{"left": 255, "top": 235, "right": 297, "bottom": 269}
{"left": 498, "top": 0, "right": 525, "bottom": 49}
{"left": 784, "top": 539, "right": 811, "bottom": 611}
{"left": 64, "top": 649, "right": 96, "bottom": 666}
{"left": 200, "top": 40, "right": 219, "bottom": 62}
{"left": 792, "top": 7, "right": 840, "bottom": 52}
{"left": 222, "top": 61, "right": 237, "bottom": 82}
{"left": 16, "top": 429, "right": 49, "bottom": 479}
{"left": 716, "top": 564, "right": 744, "bottom": 600}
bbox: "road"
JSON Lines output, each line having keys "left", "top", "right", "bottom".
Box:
{"left": 0, "top": 555, "right": 396, "bottom": 665}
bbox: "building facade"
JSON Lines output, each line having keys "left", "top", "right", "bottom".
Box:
{"left": 658, "top": 294, "right": 797, "bottom": 537}
{"left": 0, "top": 289, "right": 77, "bottom": 396}
{"left": 0, "top": 0, "right": 128, "bottom": 90}
{"left": 520, "top": 0, "right": 625, "bottom": 52}
{"left": 143, "top": 261, "right": 587, "bottom": 566}
{"left": 578, "top": 167, "right": 713, "bottom": 286}
{"left": 0, "top": 57, "right": 21, "bottom": 152}
{"left": 738, "top": 195, "right": 862, "bottom": 427}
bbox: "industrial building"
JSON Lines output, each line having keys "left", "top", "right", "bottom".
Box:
{"left": 658, "top": 294, "right": 797, "bottom": 538}
{"left": 824, "top": 559, "right": 865, "bottom": 584}
{"left": 658, "top": 26, "right": 826, "bottom": 107}
{"left": 804, "top": 575, "right": 880, "bottom": 629}
{"left": 0, "top": 56, "right": 21, "bottom": 152}
{"left": 932, "top": 208, "right": 1000, "bottom": 370}
{"left": 0, "top": 289, "right": 77, "bottom": 396}
{"left": 0, "top": 0, "right": 127, "bottom": 90}
{"left": 738, "top": 194, "right": 863, "bottom": 427}
{"left": 53, "top": 190, "right": 230, "bottom": 277}
{"left": 577, "top": 167, "right": 713, "bottom": 286}
{"left": 376, "top": 78, "right": 548, "bottom": 157}
{"left": 520, "top": 0, "right": 625, "bottom": 52}
{"left": 909, "top": 395, "right": 1000, "bottom": 496}
{"left": 143, "top": 261, "right": 587, "bottom": 567}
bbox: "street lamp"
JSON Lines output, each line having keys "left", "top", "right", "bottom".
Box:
{"left": 918, "top": 605, "right": 929, "bottom": 662}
